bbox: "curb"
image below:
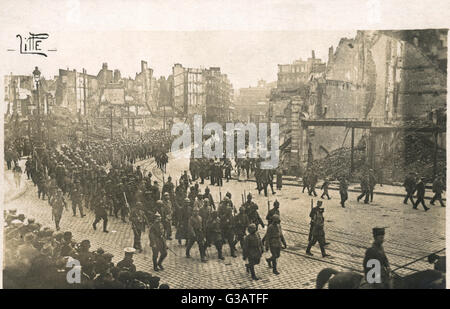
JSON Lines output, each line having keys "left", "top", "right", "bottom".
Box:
{"left": 230, "top": 177, "right": 446, "bottom": 201}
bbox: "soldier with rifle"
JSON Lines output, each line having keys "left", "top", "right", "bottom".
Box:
{"left": 243, "top": 193, "right": 265, "bottom": 230}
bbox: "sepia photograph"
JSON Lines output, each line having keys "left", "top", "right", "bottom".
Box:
{"left": 0, "top": 0, "right": 448, "bottom": 294}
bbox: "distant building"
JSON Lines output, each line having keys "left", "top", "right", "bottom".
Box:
{"left": 235, "top": 80, "right": 276, "bottom": 122}
{"left": 277, "top": 51, "right": 326, "bottom": 91}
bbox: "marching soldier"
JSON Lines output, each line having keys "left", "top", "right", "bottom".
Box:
{"left": 130, "top": 203, "right": 147, "bottom": 253}
{"left": 176, "top": 198, "right": 192, "bottom": 245}
{"left": 233, "top": 206, "right": 249, "bottom": 250}
{"left": 430, "top": 175, "right": 445, "bottom": 207}
{"left": 308, "top": 171, "right": 318, "bottom": 197}
{"left": 186, "top": 207, "right": 207, "bottom": 263}
{"left": 403, "top": 172, "right": 417, "bottom": 206}
{"left": 203, "top": 187, "right": 215, "bottom": 210}
{"left": 339, "top": 177, "right": 348, "bottom": 208}
{"left": 242, "top": 223, "right": 263, "bottom": 280}
{"left": 262, "top": 215, "right": 286, "bottom": 275}
{"left": 266, "top": 200, "right": 280, "bottom": 225}
{"left": 93, "top": 194, "right": 109, "bottom": 233}
{"left": 149, "top": 214, "right": 167, "bottom": 271}
{"left": 25, "top": 157, "right": 33, "bottom": 180}
{"left": 321, "top": 178, "right": 331, "bottom": 200}
{"left": 276, "top": 167, "right": 283, "bottom": 190}
{"left": 161, "top": 194, "right": 173, "bottom": 240}
{"left": 206, "top": 211, "right": 224, "bottom": 260}
{"left": 218, "top": 196, "right": 237, "bottom": 258}
{"left": 413, "top": 177, "right": 429, "bottom": 211}
{"left": 224, "top": 158, "right": 232, "bottom": 182}
{"left": 368, "top": 169, "right": 377, "bottom": 203}
{"left": 363, "top": 227, "right": 392, "bottom": 289}
{"left": 243, "top": 193, "right": 265, "bottom": 230}
{"left": 70, "top": 182, "right": 85, "bottom": 217}
{"left": 305, "top": 205, "right": 330, "bottom": 258}
{"left": 50, "top": 188, "right": 67, "bottom": 231}
{"left": 302, "top": 170, "right": 310, "bottom": 193}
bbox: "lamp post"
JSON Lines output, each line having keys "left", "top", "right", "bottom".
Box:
{"left": 32, "top": 66, "right": 43, "bottom": 143}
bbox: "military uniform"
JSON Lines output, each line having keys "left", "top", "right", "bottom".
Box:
{"left": 149, "top": 216, "right": 167, "bottom": 271}
{"left": 306, "top": 208, "right": 329, "bottom": 258}
{"left": 339, "top": 178, "right": 348, "bottom": 208}
{"left": 243, "top": 195, "right": 265, "bottom": 230}
{"left": 266, "top": 201, "right": 280, "bottom": 225}
{"left": 321, "top": 179, "right": 331, "bottom": 199}
{"left": 160, "top": 197, "right": 173, "bottom": 239}
{"left": 50, "top": 190, "right": 67, "bottom": 231}
{"left": 70, "top": 184, "right": 85, "bottom": 217}
{"left": 413, "top": 178, "right": 429, "bottom": 211}
{"left": 232, "top": 208, "right": 249, "bottom": 249}
{"left": 186, "top": 210, "right": 207, "bottom": 262}
{"left": 93, "top": 196, "right": 109, "bottom": 232}
{"left": 430, "top": 177, "right": 445, "bottom": 207}
{"left": 243, "top": 224, "right": 263, "bottom": 280}
{"left": 218, "top": 199, "right": 236, "bottom": 257}
{"left": 206, "top": 212, "right": 224, "bottom": 260}
{"left": 130, "top": 206, "right": 147, "bottom": 252}
{"left": 403, "top": 173, "right": 417, "bottom": 205}
{"left": 262, "top": 216, "right": 286, "bottom": 275}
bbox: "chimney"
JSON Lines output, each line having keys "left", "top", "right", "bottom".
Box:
{"left": 141, "top": 60, "right": 148, "bottom": 72}
{"left": 102, "top": 63, "right": 108, "bottom": 70}
{"left": 328, "top": 46, "right": 334, "bottom": 65}
{"left": 311, "top": 50, "right": 315, "bottom": 59}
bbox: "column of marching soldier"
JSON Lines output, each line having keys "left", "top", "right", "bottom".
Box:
{"left": 21, "top": 136, "right": 296, "bottom": 281}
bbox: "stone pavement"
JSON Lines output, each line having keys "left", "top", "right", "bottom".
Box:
{"left": 3, "top": 151, "right": 446, "bottom": 289}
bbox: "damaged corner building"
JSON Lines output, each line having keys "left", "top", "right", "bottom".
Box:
{"left": 271, "top": 29, "right": 447, "bottom": 183}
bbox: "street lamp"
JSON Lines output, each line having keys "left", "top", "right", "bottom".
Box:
{"left": 32, "top": 66, "right": 43, "bottom": 143}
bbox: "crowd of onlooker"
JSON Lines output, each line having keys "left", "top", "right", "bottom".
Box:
{"left": 3, "top": 209, "right": 170, "bottom": 289}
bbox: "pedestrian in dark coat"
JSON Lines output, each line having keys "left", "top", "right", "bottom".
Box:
{"left": 413, "top": 177, "right": 429, "bottom": 211}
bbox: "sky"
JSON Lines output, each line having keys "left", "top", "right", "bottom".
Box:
{"left": 1, "top": 0, "right": 448, "bottom": 90}
{"left": 2, "top": 30, "right": 356, "bottom": 89}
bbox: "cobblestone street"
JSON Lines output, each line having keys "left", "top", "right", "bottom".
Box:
{"left": 3, "top": 149, "right": 446, "bottom": 289}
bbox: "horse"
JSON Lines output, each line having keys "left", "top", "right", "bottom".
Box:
{"left": 316, "top": 268, "right": 445, "bottom": 289}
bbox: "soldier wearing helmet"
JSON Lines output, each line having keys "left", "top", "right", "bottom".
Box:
{"left": 149, "top": 213, "right": 167, "bottom": 271}
{"left": 262, "top": 214, "right": 287, "bottom": 275}
{"left": 243, "top": 223, "right": 263, "bottom": 280}
{"left": 243, "top": 193, "right": 264, "bottom": 230}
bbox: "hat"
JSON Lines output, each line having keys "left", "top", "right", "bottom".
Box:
{"left": 163, "top": 192, "right": 169, "bottom": 196}
{"left": 225, "top": 192, "right": 232, "bottom": 198}
{"left": 247, "top": 223, "right": 257, "bottom": 233}
{"left": 273, "top": 200, "right": 280, "bottom": 207}
{"left": 372, "top": 227, "right": 385, "bottom": 237}
{"left": 316, "top": 200, "right": 323, "bottom": 207}
{"left": 271, "top": 214, "right": 280, "bottom": 222}
{"left": 124, "top": 247, "right": 136, "bottom": 254}
{"left": 154, "top": 213, "right": 161, "bottom": 220}
{"left": 247, "top": 193, "right": 252, "bottom": 199}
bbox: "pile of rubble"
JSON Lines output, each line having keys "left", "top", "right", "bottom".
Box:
{"left": 309, "top": 147, "right": 367, "bottom": 181}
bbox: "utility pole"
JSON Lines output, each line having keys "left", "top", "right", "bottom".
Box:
{"left": 110, "top": 107, "right": 113, "bottom": 140}
{"left": 350, "top": 127, "right": 355, "bottom": 174}
{"left": 163, "top": 105, "right": 166, "bottom": 131}
{"left": 83, "top": 68, "right": 87, "bottom": 116}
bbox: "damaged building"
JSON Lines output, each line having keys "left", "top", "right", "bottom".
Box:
{"left": 273, "top": 29, "right": 447, "bottom": 182}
